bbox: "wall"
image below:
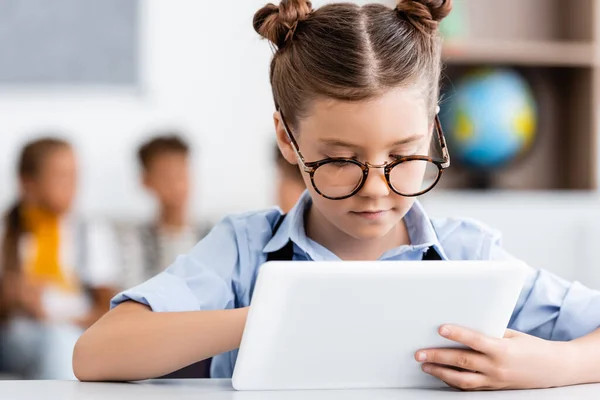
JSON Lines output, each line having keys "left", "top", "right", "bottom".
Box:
{"left": 0, "top": 0, "right": 283, "bottom": 220}
{"left": 0, "top": 0, "right": 599, "bottom": 290}
{"left": 423, "top": 191, "right": 600, "bottom": 290}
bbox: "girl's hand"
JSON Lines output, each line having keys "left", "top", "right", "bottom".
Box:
{"left": 415, "top": 325, "right": 573, "bottom": 391}
{"left": 18, "top": 277, "right": 46, "bottom": 320}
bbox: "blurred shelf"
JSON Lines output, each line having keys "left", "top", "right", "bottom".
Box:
{"left": 436, "top": 0, "right": 600, "bottom": 192}
{"left": 442, "top": 40, "right": 597, "bottom": 67}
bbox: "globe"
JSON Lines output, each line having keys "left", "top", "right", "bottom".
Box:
{"left": 440, "top": 68, "right": 537, "bottom": 171}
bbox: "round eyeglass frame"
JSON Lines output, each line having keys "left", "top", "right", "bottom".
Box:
{"left": 278, "top": 109, "right": 451, "bottom": 200}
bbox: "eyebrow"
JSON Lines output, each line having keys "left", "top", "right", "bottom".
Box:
{"left": 318, "top": 134, "right": 425, "bottom": 149}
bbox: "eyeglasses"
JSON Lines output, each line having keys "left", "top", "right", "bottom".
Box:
{"left": 279, "top": 110, "right": 451, "bottom": 200}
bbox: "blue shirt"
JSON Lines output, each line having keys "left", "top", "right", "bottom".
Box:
{"left": 112, "top": 191, "right": 600, "bottom": 378}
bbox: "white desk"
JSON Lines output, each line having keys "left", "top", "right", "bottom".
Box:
{"left": 2, "top": 379, "right": 600, "bottom": 400}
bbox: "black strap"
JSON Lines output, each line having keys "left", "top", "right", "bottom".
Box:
{"left": 266, "top": 214, "right": 442, "bottom": 262}
{"left": 422, "top": 246, "right": 442, "bottom": 261}
{"left": 266, "top": 214, "right": 294, "bottom": 262}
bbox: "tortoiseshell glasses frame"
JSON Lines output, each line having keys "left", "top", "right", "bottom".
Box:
{"left": 279, "top": 110, "right": 451, "bottom": 200}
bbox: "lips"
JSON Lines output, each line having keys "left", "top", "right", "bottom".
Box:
{"left": 349, "top": 210, "right": 390, "bottom": 220}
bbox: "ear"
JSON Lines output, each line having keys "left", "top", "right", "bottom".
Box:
{"left": 273, "top": 111, "right": 300, "bottom": 166}
{"left": 19, "top": 176, "right": 35, "bottom": 197}
{"left": 141, "top": 171, "right": 152, "bottom": 190}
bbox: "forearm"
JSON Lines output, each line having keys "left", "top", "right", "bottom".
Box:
{"left": 563, "top": 327, "right": 600, "bottom": 385}
{"left": 0, "top": 281, "right": 9, "bottom": 319}
{"left": 0, "top": 272, "right": 27, "bottom": 318}
{"left": 73, "top": 301, "right": 248, "bottom": 382}
{"left": 0, "top": 278, "right": 10, "bottom": 318}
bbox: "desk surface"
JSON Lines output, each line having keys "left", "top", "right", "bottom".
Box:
{"left": 2, "top": 379, "right": 600, "bottom": 400}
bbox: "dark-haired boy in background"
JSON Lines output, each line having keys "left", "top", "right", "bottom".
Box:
{"left": 119, "top": 134, "right": 209, "bottom": 288}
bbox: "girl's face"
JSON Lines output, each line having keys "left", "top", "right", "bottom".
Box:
{"left": 21, "top": 146, "right": 78, "bottom": 215}
{"left": 276, "top": 86, "right": 433, "bottom": 241}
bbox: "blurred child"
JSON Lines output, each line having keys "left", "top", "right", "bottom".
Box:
{"left": 0, "top": 137, "right": 120, "bottom": 379}
{"left": 118, "top": 134, "right": 209, "bottom": 288}
{"left": 274, "top": 142, "right": 306, "bottom": 212}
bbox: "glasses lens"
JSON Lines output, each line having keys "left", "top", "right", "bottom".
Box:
{"left": 389, "top": 160, "right": 440, "bottom": 196}
{"left": 312, "top": 160, "right": 364, "bottom": 198}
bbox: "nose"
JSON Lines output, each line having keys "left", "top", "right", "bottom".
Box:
{"left": 357, "top": 164, "right": 390, "bottom": 199}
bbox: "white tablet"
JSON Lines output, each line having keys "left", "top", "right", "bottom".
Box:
{"left": 232, "top": 260, "right": 528, "bottom": 391}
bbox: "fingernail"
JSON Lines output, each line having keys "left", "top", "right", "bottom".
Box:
{"left": 422, "top": 365, "right": 432, "bottom": 373}
{"left": 440, "top": 326, "right": 450, "bottom": 337}
{"left": 416, "top": 352, "right": 427, "bottom": 362}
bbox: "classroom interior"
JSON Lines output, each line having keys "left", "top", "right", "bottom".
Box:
{"left": 1, "top": 0, "right": 600, "bottom": 387}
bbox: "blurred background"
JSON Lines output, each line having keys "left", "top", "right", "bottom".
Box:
{"left": 1, "top": 0, "right": 600, "bottom": 380}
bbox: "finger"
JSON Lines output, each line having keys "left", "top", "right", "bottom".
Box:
{"left": 421, "top": 363, "right": 490, "bottom": 391}
{"left": 439, "top": 325, "right": 498, "bottom": 354}
{"left": 415, "top": 349, "right": 492, "bottom": 374}
{"left": 503, "top": 329, "right": 525, "bottom": 339}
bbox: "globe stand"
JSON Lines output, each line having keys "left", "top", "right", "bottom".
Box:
{"left": 469, "top": 172, "right": 494, "bottom": 190}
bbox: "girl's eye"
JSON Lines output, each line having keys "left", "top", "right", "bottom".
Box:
{"left": 329, "top": 160, "right": 354, "bottom": 167}
{"left": 324, "top": 155, "right": 357, "bottom": 160}
{"left": 391, "top": 149, "right": 419, "bottom": 159}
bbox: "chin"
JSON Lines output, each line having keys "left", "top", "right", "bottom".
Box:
{"left": 50, "top": 204, "right": 72, "bottom": 215}
{"left": 341, "top": 220, "right": 398, "bottom": 241}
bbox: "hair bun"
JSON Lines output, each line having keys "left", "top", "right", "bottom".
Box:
{"left": 253, "top": 0, "right": 313, "bottom": 49}
{"left": 396, "top": 0, "right": 453, "bottom": 34}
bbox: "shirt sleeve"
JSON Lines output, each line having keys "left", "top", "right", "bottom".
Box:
{"left": 110, "top": 217, "right": 240, "bottom": 313}
{"left": 489, "top": 243, "right": 600, "bottom": 341}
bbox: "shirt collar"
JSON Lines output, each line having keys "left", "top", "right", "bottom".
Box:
{"left": 262, "top": 190, "right": 313, "bottom": 254}
{"left": 382, "top": 199, "right": 448, "bottom": 260}
{"left": 263, "top": 191, "right": 448, "bottom": 261}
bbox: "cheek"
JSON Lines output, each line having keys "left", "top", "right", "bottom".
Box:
{"left": 44, "top": 184, "right": 75, "bottom": 211}
{"left": 392, "top": 196, "right": 416, "bottom": 214}
{"left": 159, "top": 182, "right": 179, "bottom": 197}
{"left": 300, "top": 172, "right": 312, "bottom": 191}
{"left": 310, "top": 192, "right": 351, "bottom": 218}
{"left": 171, "top": 172, "right": 190, "bottom": 192}
{"left": 171, "top": 175, "right": 189, "bottom": 191}
{"left": 389, "top": 160, "right": 439, "bottom": 195}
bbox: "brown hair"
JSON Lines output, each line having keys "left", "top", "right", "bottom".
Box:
{"left": 137, "top": 134, "right": 190, "bottom": 170}
{"left": 1, "top": 138, "right": 71, "bottom": 280}
{"left": 253, "top": 0, "right": 452, "bottom": 129}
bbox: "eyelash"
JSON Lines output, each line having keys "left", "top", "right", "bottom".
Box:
{"left": 325, "top": 154, "right": 411, "bottom": 161}
{"left": 324, "top": 154, "right": 357, "bottom": 160}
